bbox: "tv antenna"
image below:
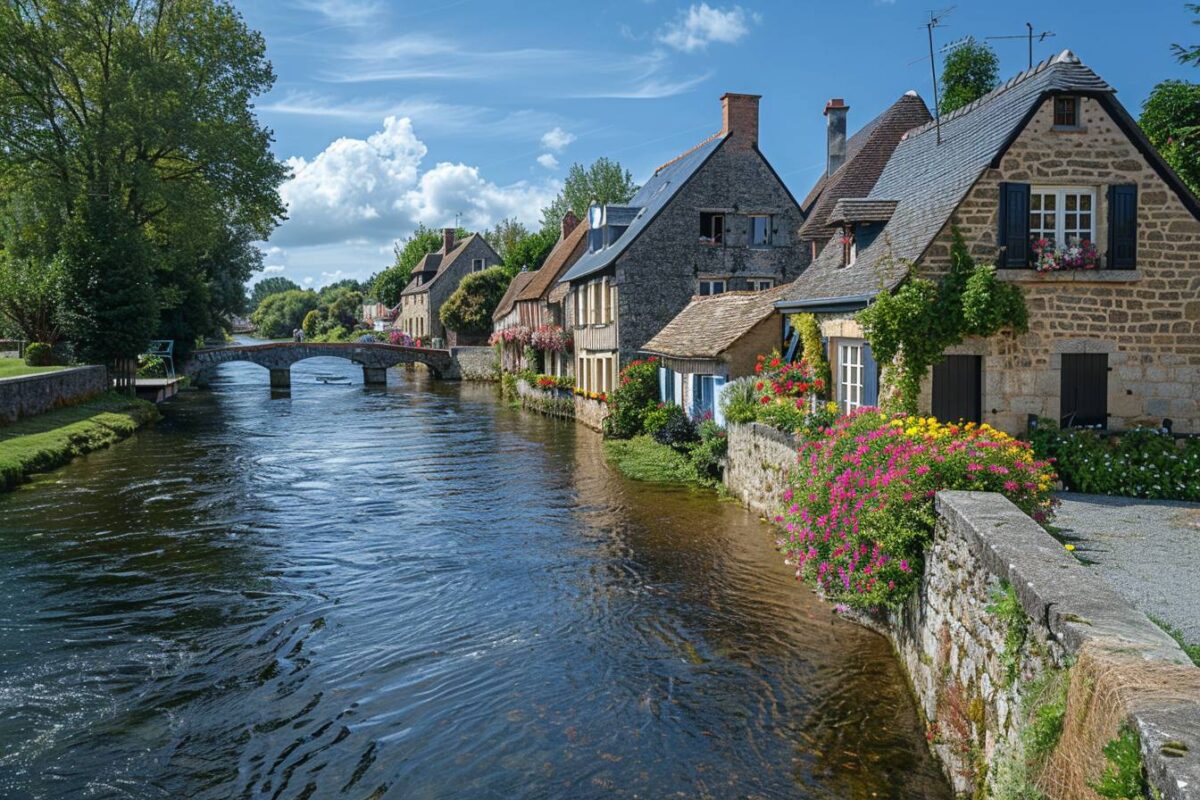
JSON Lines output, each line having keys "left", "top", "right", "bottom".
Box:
{"left": 986, "top": 22, "right": 1056, "bottom": 69}
{"left": 925, "top": 6, "right": 955, "bottom": 144}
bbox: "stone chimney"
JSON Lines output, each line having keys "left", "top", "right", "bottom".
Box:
{"left": 561, "top": 210, "right": 579, "bottom": 240}
{"left": 442, "top": 227, "right": 456, "bottom": 253}
{"left": 721, "top": 92, "right": 761, "bottom": 147}
{"left": 824, "top": 98, "right": 849, "bottom": 177}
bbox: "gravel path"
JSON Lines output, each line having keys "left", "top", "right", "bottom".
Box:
{"left": 1052, "top": 493, "right": 1200, "bottom": 643}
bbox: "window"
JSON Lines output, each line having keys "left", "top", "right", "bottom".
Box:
{"left": 698, "top": 279, "right": 726, "bottom": 296}
{"left": 472, "top": 258, "right": 485, "bottom": 272}
{"left": 749, "top": 215, "right": 772, "bottom": 247}
{"left": 607, "top": 282, "right": 617, "bottom": 323}
{"left": 692, "top": 375, "right": 716, "bottom": 419}
{"left": 932, "top": 356, "right": 982, "bottom": 424}
{"left": 1061, "top": 353, "right": 1108, "bottom": 428}
{"left": 659, "top": 367, "right": 676, "bottom": 404}
{"left": 1030, "top": 187, "right": 1096, "bottom": 248}
{"left": 700, "top": 212, "right": 724, "bottom": 245}
{"left": 748, "top": 279, "right": 774, "bottom": 291}
{"left": 1053, "top": 96, "right": 1079, "bottom": 127}
{"left": 838, "top": 342, "right": 864, "bottom": 413}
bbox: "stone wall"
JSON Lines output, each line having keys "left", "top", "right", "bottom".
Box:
{"left": 448, "top": 346, "right": 496, "bottom": 381}
{"left": 0, "top": 366, "right": 108, "bottom": 424}
{"left": 724, "top": 423, "right": 799, "bottom": 515}
{"left": 573, "top": 395, "right": 608, "bottom": 432}
{"left": 515, "top": 380, "right": 575, "bottom": 421}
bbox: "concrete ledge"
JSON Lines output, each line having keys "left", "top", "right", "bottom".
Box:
{"left": 996, "top": 269, "right": 1142, "bottom": 283}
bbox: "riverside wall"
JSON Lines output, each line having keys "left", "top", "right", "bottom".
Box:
{"left": 0, "top": 366, "right": 108, "bottom": 424}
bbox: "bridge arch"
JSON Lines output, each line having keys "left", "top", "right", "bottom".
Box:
{"left": 181, "top": 342, "right": 458, "bottom": 389}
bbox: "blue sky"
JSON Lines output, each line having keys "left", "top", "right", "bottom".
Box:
{"left": 239, "top": 0, "right": 1198, "bottom": 290}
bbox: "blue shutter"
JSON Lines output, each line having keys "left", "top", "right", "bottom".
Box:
{"left": 1107, "top": 184, "right": 1137, "bottom": 269}
{"left": 862, "top": 343, "right": 879, "bottom": 407}
{"left": 713, "top": 375, "right": 727, "bottom": 427}
{"left": 784, "top": 328, "right": 801, "bottom": 363}
{"left": 658, "top": 367, "right": 668, "bottom": 403}
{"left": 998, "top": 182, "right": 1031, "bottom": 268}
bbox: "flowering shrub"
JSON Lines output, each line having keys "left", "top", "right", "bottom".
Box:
{"left": 775, "top": 409, "right": 1057, "bottom": 609}
{"left": 572, "top": 387, "right": 607, "bottom": 403}
{"left": 530, "top": 324, "right": 573, "bottom": 353}
{"left": 534, "top": 374, "right": 573, "bottom": 391}
{"left": 1032, "top": 238, "right": 1100, "bottom": 272}
{"left": 488, "top": 325, "right": 532, "bottom": 346}
{"left": 603, "top": 357, "right": 660, "bottom": 438}
{"left": 1030, "top": 424, "right": 1200, "bottom": 501}
{"left": 748, "top": 351, "right": 825, "bottom": 433}
{"left": 388, "top": 330, "right": 416, "bottom": 347}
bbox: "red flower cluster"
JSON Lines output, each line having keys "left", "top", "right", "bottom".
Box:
{"left": 754, "top": 352, "right": 824, "bottom": 408}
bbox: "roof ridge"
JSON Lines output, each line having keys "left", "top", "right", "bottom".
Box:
{"left": 653, "top": 131, "right": 723, "bottom": 175}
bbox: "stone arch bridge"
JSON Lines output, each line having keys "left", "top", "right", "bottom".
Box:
{"left": 182, "top": 342, "right": 459, "bottom": 389}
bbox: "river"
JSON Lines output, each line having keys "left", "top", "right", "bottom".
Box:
{"left": 0, "top": 354, "right": 951, "bottom": 799}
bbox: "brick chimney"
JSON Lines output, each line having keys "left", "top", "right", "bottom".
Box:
{"left": 561, "top": 210, "right": 579, "bottom": 240}
{"left": 442, "top": 226, "right": 456, "bottom": 253}
{"left": 824, "top": 98, "right": 849, "bottom": 177}
{"left": 721, "top": 92, "right": 761, "bottom": 147}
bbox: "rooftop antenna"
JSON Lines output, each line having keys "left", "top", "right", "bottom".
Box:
{"left": 986, "top": 22, "right": 1056, "bottom": 69}
{"left": 454, "top": 211, "right": 462, "bottom": 230}
{"left": 925, "top": 6, "right": 955, "bottom": 144}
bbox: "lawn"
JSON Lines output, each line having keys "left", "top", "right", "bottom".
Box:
{"left": 603, "top": 435, "right": 706, "bottom": 487}
{"left": 0, "top": 357, "right": 65, "bottom": 379}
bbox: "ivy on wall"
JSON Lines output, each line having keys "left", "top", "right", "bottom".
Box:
{"left": 857, "top": 227, "right": 1028, "bottom": 412}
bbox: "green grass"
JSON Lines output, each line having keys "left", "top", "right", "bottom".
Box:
{"left": 0, "top": 357, "right": 65, "bottom": 379}
{"left": 0, "top": 393, "right": 160, "bottom": 491}
{"left": 1150, "top": 615, "right": 1200, "bottom": 667}
{"left": 603, "top": 435, "right": 705, "bottom": 487}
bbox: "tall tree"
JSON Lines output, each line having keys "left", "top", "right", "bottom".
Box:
{"left": 1141, "top": 80, "right": 1200, "bottom": 196}
{"left": 249, "top": 276, "right": 301, "bottom": 309}
{"left": 500, "top": 227, "right": 556, "bottom": 278}
{"left": 250, "top": 289, "right": 318, "bottom": 339}
{"left": 0, "top": 253, "right": 65, "bottom": 344}
{"left": 439, "top": 267, "right": 510, "bottom": 336}
{"left": 483, "top": 217, "right": 530, "bottom": 263}
{"left": 369, "top": 224, "right": 467, "bottom": 305}
{"left": 939, "top": 37, "right": 1000, "bottom": 115}
{"left": 1174, "top": 3, "right": 1200, "bottom": 66}
{"left": 539, "top": 158, "right": 638, "bottom": 232}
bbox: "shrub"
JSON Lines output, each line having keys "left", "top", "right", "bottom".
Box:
{"left": 751, "top": 350, "right": 824, "bottom": 433}
{"left": 603, "top": 357, "right": 659, "bottom": 439}
{"left": 136, "top": 354, "right": 166, "bottom": 378}
{"left": 719, "top": 377, "right": 758, "bottom": 424}
{"left": 689, "top": 419, "right": 728, "bottom": 480}
{"left": 641, "top": 403, "right": 675, "bottom": 435}
{"left": 302, "top": 309, "right": 320, "bottom": 339}
{"left": 791, "top": 313, "right": 831, "bottom": 395}
{"left": 652, "top": 404, "right": 698, "bottom": 449}
{"left": 534, "top": 374, "right": 572, "bottom": 391}
{"left": 776, "top": 410, "right": 1057, "bottom": 609}
{"left": 23, "top": 342, "right": 54, "bottom": 366}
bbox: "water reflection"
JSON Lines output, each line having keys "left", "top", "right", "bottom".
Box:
{"left": 0, "top": 356, "right": 949, "bottom": 799}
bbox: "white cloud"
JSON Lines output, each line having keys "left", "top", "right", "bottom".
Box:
{"left": 657, "top": 3, "right": 757, "bottom": 52}
{"left": 262, "top": 264, "right": 287, "bottom": 274}
{"left": 536, "top": 153, "right": 559, "bottom": 170}
{"left": 540, "top": 127, "right": 576, "bottom": 152}
{"left": 295, "top": 0, "right": 381, "bottom": 25}
{"left": 302, "top": 277, "right": 315, "bottom": 286}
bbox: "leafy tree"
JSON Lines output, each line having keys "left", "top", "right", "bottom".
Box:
{"left": 301, "top": 309, "right": 320, "bottom": 340}
{"left": 500, "top": 227, "right": 557, "bottom": 278}
{"left": 1174, "top": 3, "right": 1200, "bottom": 66}
{"left": 249, "top": 277, "right": 302, "bottom": 309}
{"left": 58, "top": 194, "right": 158, "bottom": 365}
{"left": 250, "top": 289, "right": 318, "bottom": 339}
{"left": 370, "top": 224, "right": 468, "bottom": 306}
{"left": 939, "top": 37, "right": 1000, "bottom": 115}
{"left": 0, "top": 254, "right": 65, "bottom": 345}
{"left": 539, "top": 158, "right": 638, "bottom": 232}
{"left": 319, "top": 278, "right": 366, "bottom": 300}
{"left": 439, "top": 267, "right": 510, "bottom": 336}
{"left": 483, "top": 217, "right": 531, "bottom": 263}
{"left": 1142, "top": 80, "right": 1200, "bottom": 196}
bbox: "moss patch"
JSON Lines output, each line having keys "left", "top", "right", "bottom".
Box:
{"left": 603, "top": 436, "right": 705, "bottom": 487}
{"left": 0, "top": 393, "right": 160, "bottom": 491}
{"left": 1150, "top": 616, "right": 1200, "bottom": 667}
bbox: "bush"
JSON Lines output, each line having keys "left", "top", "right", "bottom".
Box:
{"left": 23, "top": 342, "right": 54, "bottom": 366}
{"left": 641, "top": 403, "right": 675, "bottom": 435}
{"left": 302, "top": 309, "right": 320, "bottom": 339}
{"left": 603, "top": 357, "right": 660, "bottom": 439}
{"left": 689, "top": 419, "right": 728, "bottom": 480}
{"left": 137, "top": 354, "right": 166, "bottom": 377}
{"left": 756, "top": 399, "right": 809, "bottom": 434}
{"left": 791, "top": 313, "right": 831, "bottom": 395}
{"left": 776, "top": 410, "right": 1057, "bottom": 609}
{"left": 719, "top": 377, "right": 758, "bottom": 424}
{"left": 1029, "top": 423, "right": 1200, "bottom": 501}
{"left": 652, "top": 404, "right": 698, "bottom": 449}
{"left": 751, "top": 350, "right": 824, "bottom": 433}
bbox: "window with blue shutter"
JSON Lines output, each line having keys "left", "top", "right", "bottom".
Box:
{"left": 1107, "top": 184, "right": 1137, "bottom": 269}
{"left": 692, "top": 375, "right": 716, "bottom": 420}
{"left": 658, "top": 367, "right": 669, "bottom": 403}
{"left": 712, "top": 376, "right": 727, "bottom": 427}
{"left": 862, "top": 344, "right": 879, "bottom": 407}
{"left": 997, "top": 182, "right": 1031, "bottom": 267}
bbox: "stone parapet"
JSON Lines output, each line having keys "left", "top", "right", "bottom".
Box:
{"left": 0, "top": 366, "right": 108, "bottom": 424}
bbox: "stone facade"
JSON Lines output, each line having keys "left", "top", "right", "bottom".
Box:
{"left": 0, "top": 366, "right": 108, "bottom": 424}
{"left": 448, "top": 346, "right": 497, "bottom": 382}
{"left": 723, "top": 423, "right": 798, "bottom": 514}
{"left": 397, "top": 234, "right": 500, "bottom": 343}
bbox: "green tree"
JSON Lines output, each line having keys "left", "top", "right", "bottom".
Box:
{"left": 501, "top": 227, "right": 557, "bottom": 278}
{"left": 539, "top": 158, "right": 638, "bottom": 232}
{"left": 301, "top": 308, "right": 320, "bottom": 340}
{"left": 939, "top": 38, "right": 1000, "bottom": 115}
{"left": 370, "top": 224, "right": 467, "bottom": 305}
{"left": 439, "top": 267, "right": 510, "bottom": 336}
{"left": 1142, "top": 81, "right": 1200, "bottom": 196}
{"left": 249, "top": 277, "right": 302, "bottom": 309}
{"left": 1174, "top": 3, "right": 1200, "bottom": 66}
{"left": 250, "top": 289, "right": 318, "bottom": 339}
{"left": 0, "top": 254, "right": 65, "bottom": 345}
{"left": 483, "top": 217, "right": 531, "bottom": 263}
{"left": 58, "top": 194, "right": 158, "bottom": 365}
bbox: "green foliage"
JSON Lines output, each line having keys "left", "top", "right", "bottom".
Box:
{"left": 0, "top": 357, "right": 60, "bottom": 378}
{"left": 988, "top": 582, "right": 1029, "bottom": 686}
{"left": 23, "top": 342, "right": 54, "bottom": 367}
{"left": 371, "top": 224, "right": 468, "bottom": 306}
{"left": 319, "top": 279, "right": 366, "bottom": 300}
{"left": 482, "top": 217, "right": 531, "bottom": 264}
{"left": 439, "top": 266, "right": 510, "bottom": 336}
{"left": 539, "top": 158, "right": 639, "bottom": 233}
{"left": 1172, "top": 4, "right": 1200, "bottom": 66}
{"left": 602, "top": 358, "right": 660, "bottom": 439}
{"left": 688, "top": 420, "right": 728, "bottom": 480}
{"left": 1140, "top": 80, "right": 1200, "bottom": 197}
{"left": 1024, "top": 671, "right": 1070, "bottom": 765}
{"left": 303, "top": 287, "right": 365, "bottom": 341}
{"left": 1029, "top": 424, "right": 1200, "bottom": 501}
{"left": 641, "top": 403, "right": 675, "bottom": 435}
{"left": 940, "top": 37, "right": 1000, "bottom": 115}
{"left": 500, "top": 227, "right": 557, "bottom": 278}
{"left": 792, "top": 313, "right": 831, "bottom": 395}
{"left": 248, "top": 277, "right": 302, "bottom": 310}
{"left": 136, "top": 354, "right": 166, "bottom": 378}
{"left": 756, "top": 399, "right": 809, "bottom": 434}
{"left": 858, "top": 227, "right": 1027, "bottom": 413}
{"left": 250, "top": 289, "right": 319, "bottom": 339}
{"left": 603, "top": 435, "right": 704, "bottom": 486}
{"left": 1150, "top": 615, "right": 1200, "bottom": 667}
{"left": 719, "top": 377, "right": 759, "bottom": 424}
{"left": 0, "top": 254, "right": 65, "bottom": 345}
{"left": 301, "top": 309, "right": 321, "bottom": 340}
{"left": 1092, "top": 727, "right": 1148, "bottom": 799}
{"left": 652, "top": 404, "right": 699, "bottom": 449}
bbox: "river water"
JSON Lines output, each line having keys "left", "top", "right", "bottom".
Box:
{"left": 0, "top": 355, "right": 951, "bottom": 799}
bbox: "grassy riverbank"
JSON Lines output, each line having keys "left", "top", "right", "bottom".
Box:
{"left": 603, "top": 436, "right": 711, "bottom": 487}
{"left": 0, "top": 358, "right": 64, "bottom": 379}
{"left": 0, "top": 393, "right": 160, "bottom": 491}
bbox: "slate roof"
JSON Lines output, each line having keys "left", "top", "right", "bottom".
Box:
{"left": 400, "top": 233, "right": 490, "bottom": 296}
{"left": 779, "top": 51, "right": 1120, "bottom": 309}
{"left": 796, "top": 93, "right": 932, "bottom": 240}
{"left": 558, "top": 133, "right": 727, "bottom": 284}
{"left": 492, "top": 271, "right": 536, "bottom": 323}
{"left": 828, "top": 199, "right": 899, "bottom": 225}
{"left": 515, "top": 219, "right": 589, "bottom": 303}
{"left": 641, "top": 285, "right": 789, "bottom": 359}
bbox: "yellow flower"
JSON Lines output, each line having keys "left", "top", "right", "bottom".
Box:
{"left": 1064, "top": 544, "right": 1075, "bottom": 552}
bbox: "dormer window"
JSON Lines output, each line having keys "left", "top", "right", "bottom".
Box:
{"left": 1053, "top": 96, "right": 1080, "bottom": 128}
{"left": 700, "top": 212, "right": 724, "bottom": 245}
{"left": 839, "top": 227, "right": 855, "bottom": 267}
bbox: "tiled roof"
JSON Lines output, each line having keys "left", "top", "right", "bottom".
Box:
{"left": 641, "top": 285, "right": 789, "bottom": 359}
{"left": 796, "top": 93, "right": 931, "bottom": 240}
{"left": 558, "top": 133, "right": 727, "bottom": 284}
{"left": 492, "top": 271, "right": 536, "bottom": 322}
{"left": 779, "top": 51, "right": 1115, "bottom": 308}
{"left": 515, "top": 219, "right": 589, "bottom": 302}
{"left": 401, "top": 233, "right": 495, "bottom": 296}
{"left": 828, "top": 199, "right": 899, "bottom": 225}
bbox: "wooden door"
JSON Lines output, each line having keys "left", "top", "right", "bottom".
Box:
{"left": 932, "top": 355, "right": 982, "bottom": 424}
{"left": 1060, "top": 353, "right": 1108, "bottom": 428}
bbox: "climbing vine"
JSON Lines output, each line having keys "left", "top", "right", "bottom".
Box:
{"left": 857, "top": 227, "right": 1028, "bottom": 413}
{"left": 789, "top": 312, "right": 831, "bottom": 397}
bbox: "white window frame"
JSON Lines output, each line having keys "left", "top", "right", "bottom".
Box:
{"left": 1030, "top": 186, "right": 1097, "bottom": 248}
{"left": 749, "top": 214, "right": 772, "bottom": 247}
{"left": 698, "top": 279, "right": 726, "bottom": 296}
{"left": 700, "top": 212, "right": 724, "bottom": 244}
{"left": 472, "top": 258, "right": 485, "bottom": 272}
{"left": 838, "top": 342, "right": 865, "bottom": 414}
{"left": 749, "top": 279, "right": 774, "bottom": 291}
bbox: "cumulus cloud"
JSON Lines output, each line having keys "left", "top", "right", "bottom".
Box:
{"left": 540, "top": 126, "right": 576, "bottom": 152}
{"left": 537, "top": 153, "right": 559, "bottom": 170}
{"left": 262, "top": 264, "right": 287, "bottom": 274}
{"left": 657, "top": 3, "right": 757, "bottom": 52}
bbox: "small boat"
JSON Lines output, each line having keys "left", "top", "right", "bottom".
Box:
{"left": 315, "top": 374, "right": 351, "bottom": 384}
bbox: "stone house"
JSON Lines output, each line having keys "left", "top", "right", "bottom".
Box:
{"left": 395, "top": 228, "right": 500, "bottom": 345}
{"left": 557, "top": 92, "right": 806, "bottom": 397}
{"left": 776, "top": 51, "right": 1200, "bottom": 434}
{"left": 491, "top": 271, "right": 536, "bottom": 372}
